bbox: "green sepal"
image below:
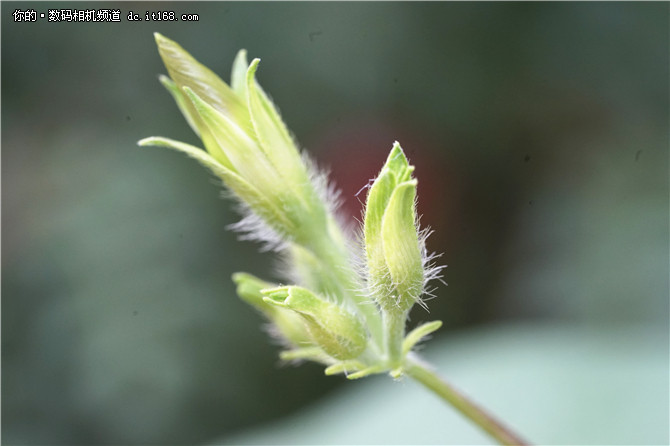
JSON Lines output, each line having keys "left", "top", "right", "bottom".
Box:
{"left": 138, "top": 136, "right": 286, "bottom": 232}
{"left": 381, "top": 179, "right": 423, "bottom": 308}
{"left": 346, "top": 364, "right": 386, "bottom": 380}
{"left": 364, "top": 168, "right": 395, "bottom": 280}
{"left": 324, "top": 360, "right": 367, "bottom": 376}
{"left": 180, "top": 88, "right": 299, "bottom": 237}
{"left": 402, "top": 320, "right": 443, "bottom": 356}
{"left": 156, "top": 76, "right": 223, "bottom": 165}
{"left": 230, "top": 49, "right": 249, "bottom": 98}
{"left": 158, "top": 75, "right": 201, "bottom": 137}
{"left": 138, "top": 136, "right": 234, "bottom": 181}
{"left": 279, "top": 347, "right": 328, "bottom": 363}
{"left": 182, "top": 86, "right": 266, "bottom": 178}
{"left": 245, "top": 59, "right": 314, "bottom": 211}
{"left": 154, "top": 33, "right": 248, "bottom": 125}
{"left": 262, "top": 286, "right": 367, "bottom": 360}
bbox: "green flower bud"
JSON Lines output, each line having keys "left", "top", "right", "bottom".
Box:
{"left": 232, "top": 273, "right": 311, "bottom": 347}
{"left": 262, "top": 286, "right": 367, "bottom": 360}
{"left": 363, "top": 142, "right": 424, "bottom": 313}
{"left": 140, "top": 34, "right": 327, "bottom": 246}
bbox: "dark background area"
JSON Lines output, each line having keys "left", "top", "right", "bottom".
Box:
{"left": 3, "top": 2, "right": 668, "bottom": 444}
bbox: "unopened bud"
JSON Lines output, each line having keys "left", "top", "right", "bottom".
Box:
{"left": 363, "top": 142, "right": 424, "bottom": 312}
{"left": 232, "top": 273, "right": 311, "bottom": 346}
{"left": 262, "top": 286, "right": 367, "bottom": 360}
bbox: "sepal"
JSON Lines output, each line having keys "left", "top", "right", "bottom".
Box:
{"left": 402, "top": 320, "right": 443, "bottom": 356}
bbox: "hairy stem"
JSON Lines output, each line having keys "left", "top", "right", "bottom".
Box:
{"left": 383, "top": 310, "right": 406, "bottom": 367}
{"left": 405, "top": 359, "right": 530, "bottom": 445}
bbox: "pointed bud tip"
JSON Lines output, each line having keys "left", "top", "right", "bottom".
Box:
{"left": 389, "top": 141, "right": 406, "bottom": 158}
{"left": 383, "top": 142, "right": 412, "bottom": 179}
{"left": 247, "top": 58, "right": 261, "bottom": 77}
{"left": 153, "top": 32, "right": 170, "bottom": 45}
{"left": 231, "top": 272, "right": 251, "bottom": 284}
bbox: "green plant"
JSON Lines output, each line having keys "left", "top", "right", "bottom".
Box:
{"left": 139, "top": 33, "right": 529, "bottom": 445}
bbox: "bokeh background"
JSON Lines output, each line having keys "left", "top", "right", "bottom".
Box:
{"left": 3, "top": 2, "right": 668, "bottom": 445}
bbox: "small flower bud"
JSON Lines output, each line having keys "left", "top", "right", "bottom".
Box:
{"left": 363, "top": 142, "right": 424, "bottom": 313}
{"left": 262, "top": 286, "right": 367, "bottom": 360}
{"left": 232, "top": 273, "right": 311, "bottom": 347}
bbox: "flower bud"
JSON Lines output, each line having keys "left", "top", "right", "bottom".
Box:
{"left": 232, "top": 273, "right": 311, "bottom": 347}
{"left": 262, "top": 286, "right": 367, "bottom": 360}
{"left": 140, "top": 34, "right": 327, "bottom": 246}
{"left": 363, "top": 142, "right": 424, "bottom": 312}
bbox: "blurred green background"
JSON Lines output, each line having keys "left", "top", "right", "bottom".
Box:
{"left": 3, "top": 2, "right": 668, "bottom": 445}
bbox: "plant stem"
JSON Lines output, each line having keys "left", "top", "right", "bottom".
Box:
{"left": 405, "top": 359, "right": 530, "bottom": 445}
{"left": 383, "top": 310, "right": 406, "bottom": 367}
